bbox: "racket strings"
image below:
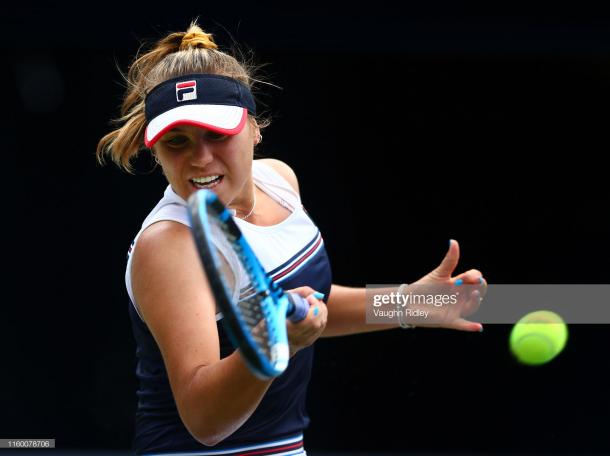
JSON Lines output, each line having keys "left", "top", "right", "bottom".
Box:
{"left": 210, "top": 209, "right": 276, "bottom": 361}
{"left": 237, "top": 296, "right": 271, "bottom": 358}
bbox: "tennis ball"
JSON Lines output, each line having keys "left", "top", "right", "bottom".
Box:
{"left": 509, "top": 310, "right": 568, "bottom": 365}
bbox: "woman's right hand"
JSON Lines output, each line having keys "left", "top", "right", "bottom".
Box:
{"left": 285, "top": 286, "right": 328, "bottom": 356}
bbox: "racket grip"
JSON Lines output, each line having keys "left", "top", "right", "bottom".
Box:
{"left": 286, "top": 293, "right": 310, "bottom": 323}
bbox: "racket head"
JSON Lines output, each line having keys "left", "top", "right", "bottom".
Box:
{"left": 187, "top": 189, "right": 291, "bottom": 378}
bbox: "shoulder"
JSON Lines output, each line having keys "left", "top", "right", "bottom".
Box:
{"left": 257, "top": 158, "right": 300, "bottom": 195}
{"left": 130, "top": 220, "right": 200, "bottom": 320}
{"left": 131, "top": 221, "right": 199, "bottom": 303}
{"left": 133, "top": 220, "right": 192, "bottom": 267}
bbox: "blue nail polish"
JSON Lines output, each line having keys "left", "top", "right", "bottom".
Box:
{"left": 313, "top": 307, "right": 319, "bottom": 316}
{"left": 479, "top": 277, "right": 484, "bottom": 284}
{"left": 479, "top": 325, "right": 484, "bottom": 332}
{"left": 313, "top": 292, "right": 325, "bottom": 300}
{"left": 455, "top": 279, "right": 463, "bottom": 286}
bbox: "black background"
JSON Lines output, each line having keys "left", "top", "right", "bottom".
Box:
{"left": 4, "top": 2, "right": 610, "bottom": 454}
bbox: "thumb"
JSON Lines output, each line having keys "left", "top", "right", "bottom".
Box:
{"left": 433, "top": 239, "right": 460, "bottom": 279}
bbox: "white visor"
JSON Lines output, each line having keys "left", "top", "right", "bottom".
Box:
{"left": 144, "top": 104, "right": 248, "bottom": 148}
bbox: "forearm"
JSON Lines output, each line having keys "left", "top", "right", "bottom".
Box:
{"left": 322, "top": 284, "right": 401, "bottom": 337}
{"left": 178, "top": 350, "right": 273, "bottom": 446}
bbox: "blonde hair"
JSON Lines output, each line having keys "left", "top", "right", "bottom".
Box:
{"left": 96, "top": 21, "right": 269, "bottom": 172}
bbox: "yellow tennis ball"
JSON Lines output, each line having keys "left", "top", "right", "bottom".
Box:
{"left": 509, "top": 310, "right": 568, "bottom": 365}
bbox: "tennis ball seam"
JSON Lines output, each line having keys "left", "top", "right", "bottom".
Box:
{"left": 509, "top": 311, "right": 568, "bottom": 366}
{"left": 511, "top": 333, "right": 556, "bottom": 364}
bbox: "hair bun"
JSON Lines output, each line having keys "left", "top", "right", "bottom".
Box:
{"left": 180, "top": 28, "right": 218, "bottom": 51}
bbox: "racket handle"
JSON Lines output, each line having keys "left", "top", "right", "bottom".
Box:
{"left": 286, "top": 293, "right": 310, "bottom": 323}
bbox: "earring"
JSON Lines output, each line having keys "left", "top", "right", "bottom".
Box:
{"left": 256, "top": 132, "right": 263, "bottom": 144}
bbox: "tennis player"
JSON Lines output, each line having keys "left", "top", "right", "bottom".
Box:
{"left": 97, "top": 21, "right": 486, "bottom": 456}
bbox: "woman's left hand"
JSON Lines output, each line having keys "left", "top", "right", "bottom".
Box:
{"left": 408, "top": 239, "right": 487, "bottom": 332}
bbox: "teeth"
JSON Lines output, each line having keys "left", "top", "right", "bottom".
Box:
{"left": 192, "top": 175, "right": 220, "bottom": 184}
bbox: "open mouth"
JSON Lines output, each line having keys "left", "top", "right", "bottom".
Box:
{"left": 190, "top": 175, "right": 224, "bottom": 189}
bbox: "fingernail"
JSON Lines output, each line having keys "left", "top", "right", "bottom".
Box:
{"left": 313, "top": 292, "right": 325, "bottom": 300}
{"left": 479, "top": 325, "right": 484, "bottom": 332}
{"left": 479, "top": 277, "right": 484, "bottom": 284}
{"left": 449, "top": 239, "right": 453, "bottom": 247}
{"left": 455, "top": 279, "right": 463, "bottom": 286}
{"left": 313, "top": 307, "right": 319, "bottom": 317}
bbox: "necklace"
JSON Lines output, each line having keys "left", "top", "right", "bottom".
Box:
{"left": 238, "top": 192, "right": 256, "bottom": 220}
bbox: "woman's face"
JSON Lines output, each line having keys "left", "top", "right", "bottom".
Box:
{"left": 152, "top": 121, "right": 258, "bottom": 209}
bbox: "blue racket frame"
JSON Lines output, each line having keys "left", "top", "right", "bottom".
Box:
{"left": 188, "top": 189, "right": 308, "bottom": 379}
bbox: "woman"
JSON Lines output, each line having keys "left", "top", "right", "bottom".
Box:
{"left": 97, "top": 21, "right": 486, "bottom": 456}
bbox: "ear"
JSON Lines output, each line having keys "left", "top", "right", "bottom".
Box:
{"left": 253, "top": 124, "right": 262, "bottom": 145}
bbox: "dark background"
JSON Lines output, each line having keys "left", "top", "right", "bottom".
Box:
{"left": 4, "top": 2, "right": 610, "bottom": 454}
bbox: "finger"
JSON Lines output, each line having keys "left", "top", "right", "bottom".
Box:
{"left": 307, "top": 303, "right": 320, "bottom": 319}
{"left": 478, "top": 277, "right": 488, "bottom": 300}
{"left": 289, "top": 286, "right": 317, "bottom": 298}
{"left": 461, "top": 289, "right": 482, "bottom": 317}
{"left": 453, "top": 269, "right": 483, "bottom": 285}
{"left": 453, "top": 272, "right": 487, "bottom": 301}
{"left": 433, "top": 239, "right": 460, "bottom": 279}
{"left": 448, "top": 317, "right": 483, "bottom": 332}
{"left": 307, "top": 300, "right": 328, "bottom": 319}
{"left": 306, "top": 293, "right": 325, "bottom": 307}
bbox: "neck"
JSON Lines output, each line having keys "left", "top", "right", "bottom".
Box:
{"left": 237, "top": 192, "right": 256, "bottom": 220}
{"left": 229, "top": 181, "right": 257, "bottom": 220}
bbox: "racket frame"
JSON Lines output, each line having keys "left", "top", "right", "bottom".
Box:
{"left": 188, "top": 189, "right": 293, "bottom": 379}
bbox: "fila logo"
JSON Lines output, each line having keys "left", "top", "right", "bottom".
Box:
{"left": 176, "top": 80, "right": 197, "bottom": 102}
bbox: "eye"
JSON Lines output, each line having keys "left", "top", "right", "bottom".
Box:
{"left": 163, "top": 134, "right": 189, "bottom": 147}
{"left": 204, "top": 130, "right": 228, "bottom": 142}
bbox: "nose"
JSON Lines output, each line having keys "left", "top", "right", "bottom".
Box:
{"left": 190, "top": 136, "right": 214, "bottom": 166}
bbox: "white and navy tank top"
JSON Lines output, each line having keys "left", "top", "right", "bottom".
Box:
{"left": 125, "top": 160, "right": 332, "bottom": 455}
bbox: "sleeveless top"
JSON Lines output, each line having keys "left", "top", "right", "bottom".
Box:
{"left": 125, "top": 160, "right": 333, "bottom": 455}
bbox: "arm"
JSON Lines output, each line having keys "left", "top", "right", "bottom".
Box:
{"left": 324, "top": 241, "right": 486, "bottom": 337}
{"left": 131, "top": 221, "right": 274, "bottom": 446}
{"left": 259, "top": 160, "right": 485, "bottom": 335}
{"left": 258, "top": 160, "right": 372, "bottom": 337}
{"left": 322, "top": 284, "right": 398, "bottom": 337}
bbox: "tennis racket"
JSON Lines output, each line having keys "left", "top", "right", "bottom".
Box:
{"left": 187, "top": 189, "right": 310, "bottom": 379}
